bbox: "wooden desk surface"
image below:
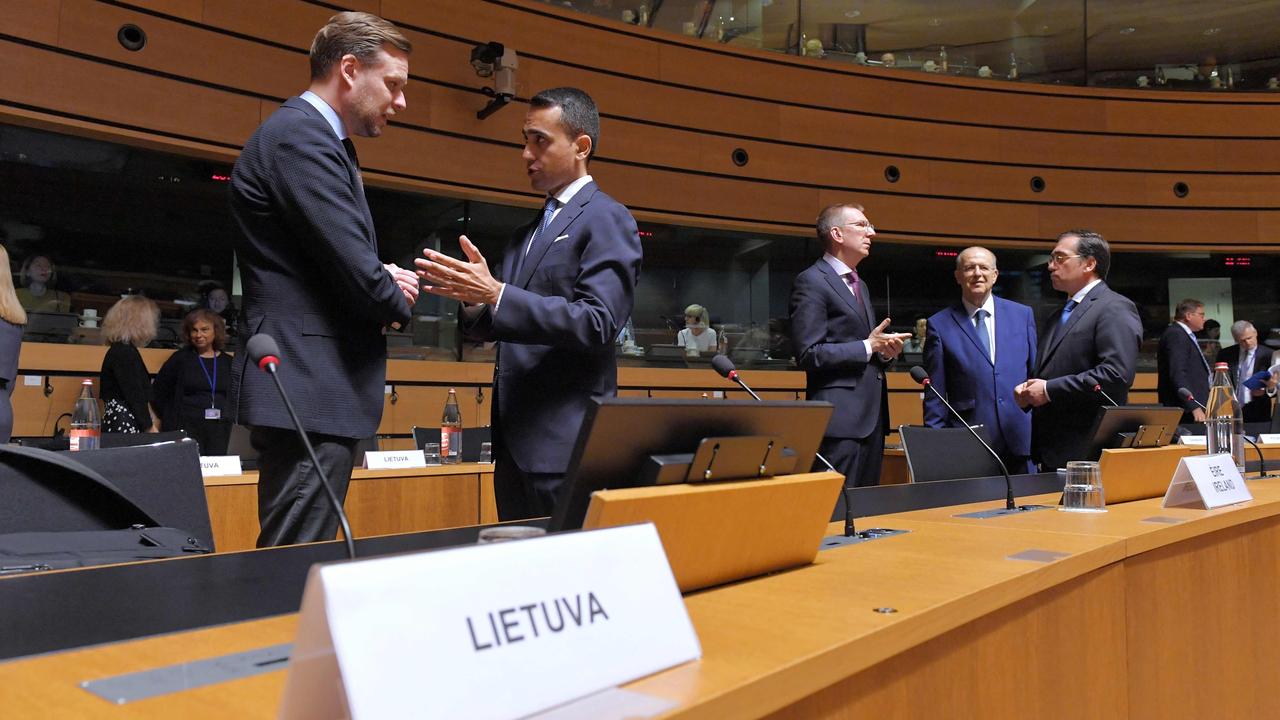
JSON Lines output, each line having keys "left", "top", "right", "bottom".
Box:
{"left": 2, "top": 476, "right": 1280, "bottom": 712}
{"left": 201, "top": 462, "right": 493, "bottom": 487}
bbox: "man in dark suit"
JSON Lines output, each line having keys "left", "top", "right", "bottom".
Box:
{"left": 924, "top": 247, "right": 1037, "bottom": 473}
{"left": 229, "top": 13, "right": 419, "bottom": 547}
{"left": 1217, "top": 321, "right": 1273, "bottom": 423}
{"left": 416, "top": 88, "right": 642, "bottom": 520}
{"left": 1157, "top": 298, "right": 1211, "bottom": 423}
{"left": 789, "top": 203, "right": 911, "bottom": 488}
{"left": 1015, "top": 230, "right": 1142, "bottom": 471}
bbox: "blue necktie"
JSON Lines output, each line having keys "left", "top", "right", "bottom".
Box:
{"left": 513, "top": 197, "right": 557, "bottom": 281}
{"left": 973, "top": 308, "right": 992, "bottom": 361}
{"left": 1059, "top": 299, "right": 1078, "bottom": 327}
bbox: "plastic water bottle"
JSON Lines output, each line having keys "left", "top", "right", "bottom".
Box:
{"left": 1205, "top": 362, "right": 1245, "bottom": 472}
{"left": 441, "top": 388, "right": 462, "bottom": 464}
{"left": 70, "top": 379, "right": 101, "bottom": 451}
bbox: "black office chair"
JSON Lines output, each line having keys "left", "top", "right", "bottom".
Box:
{"left": 411, "top": 425, "right": 492, "bottom": 462}
{"left": 0, "top": 438, "right": 215, "bottom": 550}
{"left": 899, "top": 424, "right": 1005, "bottom": 483}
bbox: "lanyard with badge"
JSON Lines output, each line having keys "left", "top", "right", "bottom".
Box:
{"left": 198, "top": 354, "right": 221, "bottom": 420}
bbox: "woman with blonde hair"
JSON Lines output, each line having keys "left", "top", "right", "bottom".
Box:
{"left": 0, "top": 246, "right": 28, "bottom": 442}
{"left": 99, "top": 295, "right": 160, "bottom": 433}
{"left": 676, "top": 303, "right": 718, "bottom": 353}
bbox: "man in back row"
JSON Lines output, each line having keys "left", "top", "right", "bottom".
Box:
{"left": 1156, "top": 298, "right": 1211, "bottom": 423}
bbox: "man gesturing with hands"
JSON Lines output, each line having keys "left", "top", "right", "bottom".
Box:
{"left": 789, "top": 203, "right": 911, "bottom": 488}
{"left": 417, "top": 87, "right": 642, "bottom": 520}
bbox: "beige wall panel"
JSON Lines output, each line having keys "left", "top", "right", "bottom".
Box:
{"left": 7, "top": 0, "right": 61, "bottom": 45}
{"left": 57, "top": 0, "right": 302, "bottom": 101}
{"left": 0, "top": 39, "right": 261, "bottom": 147}
{"left": 200, "top": 0, "right": 335, "bottom": 48}
{"left": 888, "top": 390, "right": 925, "bottom": 430}
{"left": 827, "top": 192, "right": 1043, "bottom": 241}
{"left": 1104, "top": 98, "right": 1280, "bottom": 137}
{"left": 122, "top": 0, "right": 203, "bottom": 21}
{"left": 1036, "top": 205, "right": 1261, "bottom": 246}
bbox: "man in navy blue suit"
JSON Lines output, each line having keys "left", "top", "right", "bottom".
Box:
{"left": 417, "top": 88, "right": 642, "bottom": 520}
{"left": 1157, "top": 298, "right": 1210, "bottom": 424}
{"left": 1016, "top": 230, "right": 1142, "bottom": 471}
{"left": 229, "top": 13, "right": 420, "bottom": 547}
{"left": 790, "top": 203, "right": 911, "bottom": 488}
{"left": 923, "top": 247, "right": 1038, "bottom": 473}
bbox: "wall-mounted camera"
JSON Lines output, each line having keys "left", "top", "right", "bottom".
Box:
{"left": 471, "top": 41, "right": 519, "bottom": 120}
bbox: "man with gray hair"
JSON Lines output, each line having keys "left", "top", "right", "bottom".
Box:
{"left": 923, "top": 246, "right": 1038, "bottom": 473}
{"left": 1216, "top": 320, "right": 1273, "bottom": 423}
{"left": 1015, "top": 230, "right": 1142, "bottom": 471}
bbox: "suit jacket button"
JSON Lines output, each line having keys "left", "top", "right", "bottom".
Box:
{"left": 877, "top": 372, "right": 884, "bottom": 380}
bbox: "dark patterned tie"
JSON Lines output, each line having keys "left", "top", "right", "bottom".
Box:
{"left": 341, "top": 138, "right": 363, "bottom": 194}
{"left": 974, "top": 308, "right": 992, "bottom": 361}
{"left": 512, "top": 197, "right": 558, "bottom": 282}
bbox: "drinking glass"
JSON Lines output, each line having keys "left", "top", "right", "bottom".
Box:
{"left": 1059, "top": 460, "right": 1105, "bottom": 512}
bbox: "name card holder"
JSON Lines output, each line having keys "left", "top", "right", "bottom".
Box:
{"left": 199, "top": 455, "right": 242, "bottom": 477}
{"left": 1259, "top": 434, "right": 1280, "bottom": 445}
{"left": 1162, "top": 453, "right": 1252, "bottom": 510}
{"left": 279, "top": 523, "right": 700, "bottom": 720}
{"left": 363, "top": 450, "right": 427, "bottom": 469}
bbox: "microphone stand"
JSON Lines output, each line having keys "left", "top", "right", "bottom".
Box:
{"left": 914, "top": 369, "right": 1049, "bottom": 518}
{"left": 716, "top": 357, "right": 900, "bottom": 545}
{"left": 263, "top": 362, "right": 358, "bottom": 560}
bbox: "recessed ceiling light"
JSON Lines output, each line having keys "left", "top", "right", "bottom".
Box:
{"left": 928, "top": 17, "right": 943, "bottom": 27}
{"left": 1203, "top": 27, "right": 1221, "bottom": 35}
{"left": 845, "top": 9, "right": 861, "bottom": 18}
{"left": 1119, "top": 26, "right": 1136, "bottom": 34}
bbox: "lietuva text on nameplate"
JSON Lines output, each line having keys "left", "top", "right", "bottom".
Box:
{"left": 1260, "top": 433, "right": 1280, "bottom": 445}
{"left": 1162, "top": 453, "right": 1252, "bottom": 510}
{"left": 362, "top": 450, "right": 427, "bottom": 469}
{"left": 1178, "top": 435, "right": 1207, "bottom": 447}
{"left": 198, "top": 455, "right": 242, "bottom": 477}
{"left": 278, "top": 523, "right": 701, "bottom": 720}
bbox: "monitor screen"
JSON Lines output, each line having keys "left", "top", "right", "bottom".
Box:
{"left": 1084, "top": 405, "right": 1185, "bottom": 460}
{"left": 548, "top": 398, "right": 833, "bottom": 531}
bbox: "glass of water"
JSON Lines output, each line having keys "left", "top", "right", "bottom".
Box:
{"left": 423, "top": 442, "right": 441, "bottom": 466}
{"left": 1060, "top": 460, "right": 1105, "bottom": 513}
{"left": 479, "top": 441, "right": 493, "bottom": 464}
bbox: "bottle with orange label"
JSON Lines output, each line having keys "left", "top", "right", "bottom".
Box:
{"left": 441, "top": 388, "right": 462, "bottom": 464}
{"left": 70, "top": 379, "right": 101, "bottom": 451}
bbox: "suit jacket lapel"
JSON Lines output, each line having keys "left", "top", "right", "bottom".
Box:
{"left": 1040, "top": 283, "right": 1103, "bottom": 371}
{"left": 819, "top": 262, "right": 862, "bottom": 320}
{"left": 514, "top": 183, "right": 594, "bottom": 288}
{"left": 949, "top": 303, "right": 991, "bottom": 365}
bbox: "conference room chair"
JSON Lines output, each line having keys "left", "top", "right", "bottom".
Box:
{"left": 899, "top": 424, "right": 1005, "bottom": 483}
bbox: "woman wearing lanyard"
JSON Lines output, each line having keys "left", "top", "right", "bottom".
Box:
{"left": 153, "top": 308, "right": 232, "bottom": 455}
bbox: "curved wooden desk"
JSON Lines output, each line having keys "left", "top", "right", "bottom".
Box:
{"left": 5, "top": 479, "right": 1280, "bottom": 718}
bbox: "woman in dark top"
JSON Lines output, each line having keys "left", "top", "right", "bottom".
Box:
{"left": 0, "top": 245, "right": 28, "bottom": 443}
{"left": 99, "top": 296, "right": 160, "bottom": 434}
{"left": 153, "top": 309, "right": 232, "bottom": 454}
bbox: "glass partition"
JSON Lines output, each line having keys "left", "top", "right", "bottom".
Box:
{"left": 3, "top": 122, "right": 1278, "bottom": 371}
{"left": 543, "top": 0, "right": 1280, "bottom": 91}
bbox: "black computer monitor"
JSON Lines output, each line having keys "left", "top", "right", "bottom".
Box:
{"left": 1083, "top": 404, "right": 1184, "bottom": 460}
{"left": 548, "top": 398, "right": 833, "bottom": 531}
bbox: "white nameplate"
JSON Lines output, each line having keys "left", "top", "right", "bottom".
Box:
{"left": 363, "top": 450, "right": 426, "bottom": 469}
{"left": 1260, "top": 434, "right": 1280, "bottom": 445}
{"left": 22, "top": 375, "right": 42, "bottom": 386}
{"left": 1162, "top": 453, "right": 1252, "bottom": 510}
{"left": 1178, "top": 435, "right": 1207, "bottom": 447}
{"left": 198, "top": 455, "right": 242, "bottom": 477}
{"left": 279, "top": 523, "right": 701, "bottom": 720}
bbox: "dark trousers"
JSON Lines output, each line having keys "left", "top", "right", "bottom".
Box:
{"left": 251, "top": 426, "right": 357, "bottom": 548}
{"left": 493, "top": 442, "right": 562, "bottom": 521}
{"left": 817, "top": 432, "right": 885, "bottom": 489}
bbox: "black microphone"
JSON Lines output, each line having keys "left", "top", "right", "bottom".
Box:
{"left": 1181, "top": 387, "right": 1273, "bottom": 478}
{"left": 247, "top": 334, "right": 357, "bottom": 560}
{"left": 710, "top": 355, "right": 857, "bottom": 536}
{"left": 910, "top": 366, "right": 1020, "bottom": 512}
{"left": 1093, "top": 383, "right": 1120, "bottom": 407}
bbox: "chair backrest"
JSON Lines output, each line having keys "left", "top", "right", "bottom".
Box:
{"left": 0, "top": 439, "right": 215, "bottom": 549}
{"left": 412, "top": 425, "right": 492, "bottom": 462}
{"left": 899, "top": 424, "right": 1005, "bottom": 483}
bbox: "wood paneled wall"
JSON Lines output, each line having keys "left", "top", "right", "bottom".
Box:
{"left": 1, "top": 0, "right": 1278, "bottom": 249}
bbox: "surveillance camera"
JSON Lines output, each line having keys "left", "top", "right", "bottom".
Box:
{"left": 471, "top": 41, "right": 505, "bottom": 78}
